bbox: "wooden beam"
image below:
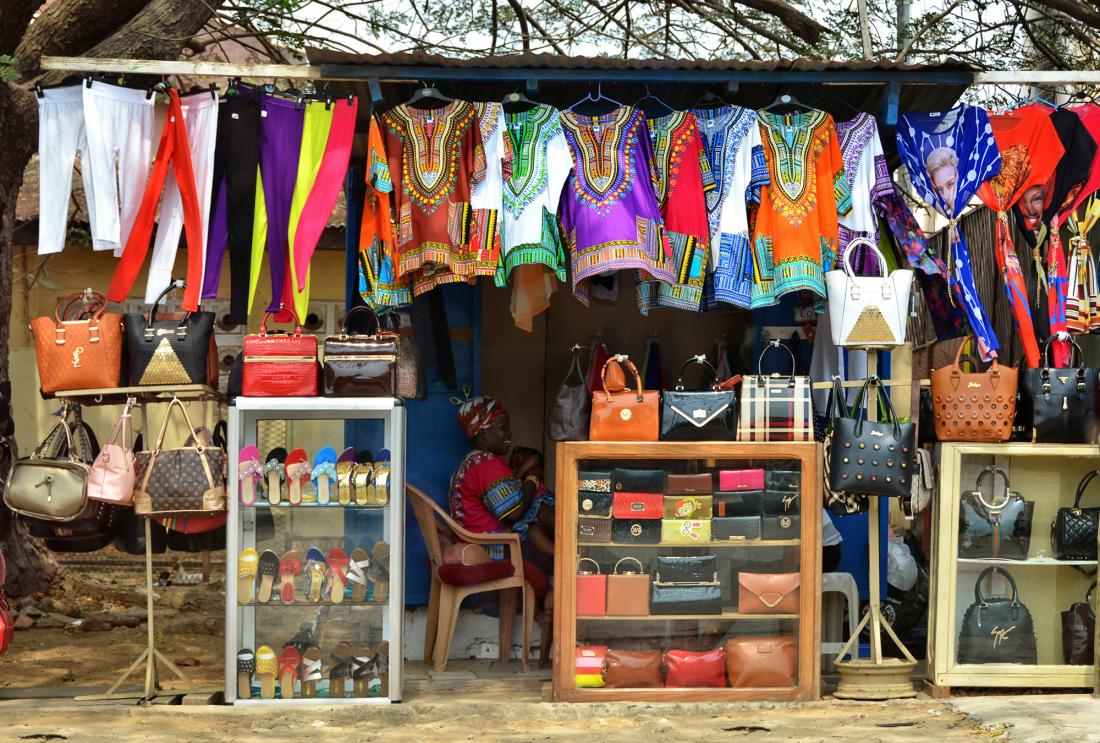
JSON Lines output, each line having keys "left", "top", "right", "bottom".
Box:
{"left": 41, "top": 55, "right": 319, "bottom": 79}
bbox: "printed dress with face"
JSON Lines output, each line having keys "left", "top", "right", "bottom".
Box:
{"left": 691, "top": 106, "right": 769, "bottom": 309}
{"left": 381, "top": 100, "right": 487, "bottom": 297}
{"left": 559, "top": 107, "right": 674, "bottom": 306}
{"left": 896, "top": 105, "right": 1002, "bottom": 360}
{"left": 637, "top": 111, "right": 712, "bottom": 314}
{"left": 752, "top": 110, "right": 851, "bottom": 309}
{"left": 358, "top": 114, "right": 412, "bottom": 310}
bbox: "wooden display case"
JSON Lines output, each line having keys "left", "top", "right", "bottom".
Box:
{"left": 553, "top": 441, "right": 822, "bottom": 702}
{"left": 927, "top": 443, "right": 1100, "bottom": 694}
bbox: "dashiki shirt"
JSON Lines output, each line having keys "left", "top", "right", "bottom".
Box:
{"left": 449, "top": 449, "right": 524, "bottom": 535}
{"left": 358, "top": 115, "right": 412, "bottom": 309}
{"left": 691, "top": 106, "right": 769, "bottom": 309}
{"left": 559, "top": 106, "right": 674, "bottom": 305}
{"left": 836, "top": 113, "right": 893, "bottom": 268}
{"left": 467, "top": 102, "right": 510, "bottom": 275}
{"left": 381, "top": 100, "right": 487, "bottom": 296}
{"left": 752, "top": 110, "right": 850, "bottom": 308}
{"left": 896, "top": 105, "right": 1002, "bottom": 360}
{"left": 637, "top": 111, "right": 712, "bottom": 313}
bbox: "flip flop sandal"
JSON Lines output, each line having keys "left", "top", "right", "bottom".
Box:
{"left": 300, "top": 646, "right": 323, "bottom": 698}
{"left": 375, "top": 640, "right": 390, "bottom": 697}
{"left": 347, "top": 547, "right": 371, "bottom": 603}
{"left": 336, "top": 447, "right": 356, "bottom": 506}
{"left": 256, "top": 550, "right": 280, "bottom": 603}
{"left": 369, "top": 541, "right": 391, "bottom": 604}
{"left": 264, "top": 447, "right": 287, "bottom": 506}
{"left": 327, "top": 547, "right": 350, "bottom": 604}
{"left": 311, "top": 447, "right": 338, "bottom": 505}
{"left": 236, "top": 648, "right": 255, "bottom": 700}
{"left": 285, "top": 448, "right": 310, "bottom": 505}
{"left": 279, "top": 550, "right": 302, "bottom": 603}
{"left": 329, "top": 642, "right": 353, "bottom": 698}
{"left": 305, "top": 547, "right": 327, "bottom": 603}
{"left": 255, "top": 645, "right": 278, "bottom": 700}
{"left": 237, "top": 548, "right": 259, "bottom": 603}
{"left": 353, "top": 462, "right": 374, "bottom": 507}
{"left": 238, "top": 446, "right": 262, "bottom": 506}
{"left": 278, "top": 645, "right": 301, "bottom": 700}
{"left": 352, "top": 644, "right": 376, "bottom": 697}
{"left": 371, "top": 449, "right": 391, "bottom": 506}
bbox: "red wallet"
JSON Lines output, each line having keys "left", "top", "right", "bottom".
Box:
{"left": 612, "top": 492, "right": 663, "bottom": 520}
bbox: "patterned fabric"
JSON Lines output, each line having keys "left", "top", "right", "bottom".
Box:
{"left": 456, "top": 395, "right": 507, "bottom": 439}
{"left": 735, "top": 375, "right": 814, "bottom": 442}
{"left": 836, "top": 113, "right": 893, "bottom": 257}
{"left": 449, "top": 450, "right": 524, "bottom": 534}
{"left": 1067, "top": 195, "right": 1100, "bottom": 333}
{"left": 358, "top": 115, "right": 412, "bottom": 309}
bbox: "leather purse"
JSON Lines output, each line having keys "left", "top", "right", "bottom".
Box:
{"left": 378, "top": 308, "right": 425, "bottom": 400}
{"left": 579, "top": 491, "right": 612, "bottom": 518}
{"left": 713, "top": 491, "right": 762, "bottom": 517}
{"left": 133, "top": 398, "right": 227, "bottom": 515}
{"left": 578, "top": 516, "right": 612, "bottom": 543}
{"left": 660, "top": 355, "right": 736, "bottom": 441}
{"left": 606, "top": 557, "right": 650, "bottom": 616}
{"left": 736, "top": 341, "right": 814, "bottom": 442}
{"left": 762, "top": 514, "right": 800, "bottom": 540}
{"left": 604, "top": 649, "right": 662, "bottom": 688}
{"left": 612, "top": 518, "right": 661, "bottom": 544}
{"left": 654, "top": 555, "right": 716, "bottom": 582}
{"left": 550, "top": 344, "right": 591, "bottom": 441}
{"left": 575, "top": 645, "right": 607, "bottom": 688}
{"left": 824, "top": 236, "right": 913, "bottom": 348}
{"left": 242, "top": 306, "right": 319, "bottom": 397}
{"left": 323, "top": 305, "right": 399, "bottom": 397}
{"left": 664, "top": 648, "right": 726, "bottom": 688}
{"left": 666, "top": 473, "right": 712, "bottom": 495}
{"left": 1052, "top": 469, "right": 1100, "bottom": 560}
{"left": 663, "top": 495, "right": 712, "bottom": 519}
{"left": 612, "top": 468, "right": 667, "bottom": 493}
{"left": 1020, "top": 336, "right": 1100, "bottom": 443}
{"left": 578, "top": 470, "right": 611, "bottom": 493}
{"left": 738, "top": 572, "right": 800, "bottom": 614}
{"left": 612, "top": 492, "right": 662, "bottom": 519}
{"left": 720, "top": 468, "right": 764, "bottom": 491}
{"left": 957, "top": 566, "right": 1037, "bottom": 665}
{"left": 725, "top": 636, "right": 798, "bottom": 687}
{"left": 714, "top": 516, "right": 761, "bottom": 541}
{"left": 1061, "top": 582, "right": 1096, "bottom": 665}
{"left": 123, "top": 281, "right": 216, "bottom": 387}
{"left": 828, "top": 374, "right": 916, "bottom": 498}
{"left": 5, "top": 411, "right": 92, "bottom": 521}
{"left": 931, "top": 338, "right": 1017, "bottom": 442}
{"left": 590, "top": 355, "right": 660, "bottom": 441}
{"left": 576, "top": 557, "right": 607, "bottom": 617}
{"left": 765, "top": 470, "right": 800, "bottom": 492}
{"left": 86, "top": 399, "right": 136, "bottom": 505}
{"left": 762, "top": 491, "right": 800, "bottom": 516}
{"left": 959, "top": 466, "right": 1033, "bottom": 560}
{"left": 660, "top": 519, "right": 712, "bottom": 543}
{"left": 31, "top": 289, "right": 123, "bottom": 393}
{"left": 651, "top": 557, "right": 722, "bottom": 614}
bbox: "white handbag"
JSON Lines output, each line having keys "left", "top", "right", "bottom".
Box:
{"left": 824, "top": 237, "right": 913, "bottom": 348}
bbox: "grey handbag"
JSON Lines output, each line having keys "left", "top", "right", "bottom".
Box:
{"left": 5, "top": 413, "right": 91, "bottom": 522}
{"left": 549, "top": 345, "right": 590, "bottom": 441}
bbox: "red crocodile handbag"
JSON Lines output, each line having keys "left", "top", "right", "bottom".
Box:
{"left": 242, "top": 306, "right": 318, "bottom": 397}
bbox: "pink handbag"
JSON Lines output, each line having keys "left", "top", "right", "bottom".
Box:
{"left": 87, "top": 400, "right": 136, "bottom": 505}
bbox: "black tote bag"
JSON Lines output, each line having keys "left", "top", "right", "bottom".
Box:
{"left": 549, "top": 344, "right": 590, "bottom": 441}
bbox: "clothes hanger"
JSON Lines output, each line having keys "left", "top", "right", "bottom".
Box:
{"left": 502, "top": 81, "right": 538, "bottom": 114}
{"left": 405, "top": 80, "right": 454, "bottom": 109}
{"left": 567, "top": 81, "right": 624, "bottom": 113}
{"left": 694, "top": 89, "right": 732, "bottom": 109}
{"left": 761, "top": 93, "right": 814, "bottom": 114}
{"left": 635, "top": 82, "right": 674, "bottom": 117}
{"left": 810, "top": 93, "right": 863, "bottom": 120}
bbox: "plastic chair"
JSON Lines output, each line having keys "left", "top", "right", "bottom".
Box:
{"left": 408, "top": 485, "right": 533, "bottom": 672}
{"left": 821, "top": 571, "right": 860, "bottom": 660}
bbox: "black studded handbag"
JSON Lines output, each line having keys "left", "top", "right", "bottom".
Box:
{"left": 827, "top": 375, "right": 915, "bottom": 498}
{"left": 1052, "top": 469, "right": 1100, "bottom": 561}
{"left": 957, "top": 566, "right": 1037, "bottom": 665}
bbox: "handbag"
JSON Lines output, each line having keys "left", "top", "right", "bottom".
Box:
{"left": 660, "top": 355, "right": 736, "bottom": 441}
{"left": 957, "top": 566, "right": 1037, "bottom": 665}
{"left": 824, "top": 236, "right": 913, "bottom": 348}
{"left": 902, "top": 447, "right": 935, "bottom": 520}
{"left": 606, "top": 557, "right": 650, "bottom": 616}
{"left": 664, "top": 648, "right": 726, "bottom": 688}
{"left": 377, "top": 309, "right": 425, "bottom": 400}
{"left": 828, "top": 374, "right": 916, "bottom": 498}
{"left": 612, "top": 519, "right": 661, "bottom": 544}
{"left": 719, "top": 468, "right": 764, "bottom": 491}
{"left": 123, "top": 281, "right": 216, "bottom": 387}
{"left": 666, "top": 473, "right": 712, "bottom": 495}
{"left": 549, "top": 344, "right": 591, "bottom": 441}
{"left": 823, "top": 376, "right": 868, "bottom": 515}
{"left": 133, "top": 398, "right": 227, "bottom": 515}
{"left": 242, "top": 306, "right": 319, "bottom": 397}
{"left": 725, "top": 636, "right": 798, "bottom": 687}
{"left": 738, "top": 572, "right": 800, "bottom": 614}
{"left": 931, "top": 338, "right": 1018, "bottom": 442}
{"left": 736, "top": 340, "right": 813, "bottom": 442}
{"left": 714, "top": 516, "right": 761, "bottom": 541}
{"left": 4, "top": 410, "right": 92, "bottom": 521}
{"left": 612, "top": 492, "right": 662, "bottom": 520}
{"left": 1020, "top": 336, "right": 1100, "bottom": 443}
{"left": 654, "top": 555, "right": 716, "bottom": 583}
{"left": 604, "top": 649, "right": 662, "bottom": 688}
{"left": 323, "top": 305, "right": 399, "bottom": 397}
{"left": 651, "top": 561, "right": 722, "bottom": 615}
{"left": 662, "top": 495, "right": 712, "bottom": 519}
{"left": 589, "top": 355, "right": 660, "bottom": 442}
{"left": 612, "top": 468, "right": 666, "bottom": 493}
{"left": 1052, "top": 469, "right": 1100, "bottom": 560}
{"left": 660, "top": 519, "right": 712, "bottom": 543}
{"left": 578, "top": 516, "right": 612, "bottom": 543}
{"left": 576, "top": 557, "right": 607, "bottom": 617}
{"left": 958, "top": 466, "right": 1033, "bottom": 560}
{"left": 31, "top": 289, "right": 123, "bottom": 393}
{"left": 1061, "top": 582, "right": 1096, "bottom": 665}
{"left": 575, "top": 646, "right": 607, "bottom": 688}
{"left": 87, "top": 398, "right": 137, "bottom": 505}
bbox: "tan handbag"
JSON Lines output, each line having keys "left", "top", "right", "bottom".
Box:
{"left": 930, "top": 337, "right": 1018, "bottom": 442}
{"left": 604, "top": 649, "right": 662, "bottom": 688}
{"left": 738, "top": 572, "right": 800, "bottom": 614}
{"left": 589, "top": 355, "right": 659, "bottom": 442}
{"left": 725, "top": 636, "right": 798, "bottom": 687}
{"left": 30, "top": 290, "right": 123, "bottom": 393}
{"left": 133, "top": 398, "right": 226, "bottom": 515}
{"left": 605, "top": 557, "right": 650, "bottom": 616}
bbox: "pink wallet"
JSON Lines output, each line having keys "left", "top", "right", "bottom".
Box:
{"left": 719, "top": 468, "right": 764, "bottom": 491}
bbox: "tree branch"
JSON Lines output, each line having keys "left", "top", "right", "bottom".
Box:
{"left": 506, "top": 0, "right": 532, "bottom": 52}
{"left": 1029, "top": 0, "right": 1100, "bottom": 27}
{"left": 731, "top": 0, "right": 829, "bottom": 43}
{"left": 15, "top": 0, "right": 152, "bottom": 78}
{"left": 895, "top": 0, "right": 964, "bottom": 62}
{"left": 0, "top": 0, "right": 40, "bottom": 58}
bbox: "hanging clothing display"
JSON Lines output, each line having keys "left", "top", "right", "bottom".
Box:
{"left": 559, "top": 106, "right": 673, "bottom": 305}
{"left": 1067, "top": 104, "right": 1100, "bottom": 212}
{"left": 896, "top": 104, "right": 1002, "bottom": 360}
{"left": 691, "top": 105, "right": 768, "bottom": 309}
{"left": 284, "top": 100, "right": 333, "bottom": 320}
{"left": 256, "top": 94, "right": 305, "bottom": 315}
{"left": 468, "top": 101, "right": 508, "bottom": 277}
{"left": 836, "top": 113, "right": 892, "bottom": 265}
{"left": 36, "top": 86, "right": 100, "bottom": 256}
{"left": 358, "top": 115, "right": 411, "bottom": 310}
{"left": 1066, "top": 194, "right": 1100, "bottom": 333}
{"left": 637, "top": 111, "right": 712, "bottom": 314}
{"left": 752, "top": 110, "right": 851, "bottom": 308}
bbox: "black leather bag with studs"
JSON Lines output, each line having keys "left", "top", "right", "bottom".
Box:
{"left": 828, "top": 375, "right": 915, "bottom": 498}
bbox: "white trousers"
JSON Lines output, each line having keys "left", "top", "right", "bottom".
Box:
{"left": 144, "top": 92, "right": 219, "bottom": 303}
{"left": 82, "top": 81, "right": 154, "bottom": 255}
{"left": 37, "top": 86, "right": 99, "bottom": 255}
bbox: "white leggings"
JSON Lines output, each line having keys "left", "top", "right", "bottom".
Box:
{"left": 82, "top": 81, "right": 154, "bottom": 254}
{"left": 37, "top": 86, "right": 99, "bottom": 255}
{"left": 144, "top": 92, "right": 219, "bottom": 303}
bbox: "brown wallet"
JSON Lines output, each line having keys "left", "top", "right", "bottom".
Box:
{"left": 738, "top": 572, "right": 800, "bottom": 614}
{"left": 604, "top": 649, "right": 662, "bottom": 688}
{"left": 665, "top": 472, "right": 712, "bottom": 495}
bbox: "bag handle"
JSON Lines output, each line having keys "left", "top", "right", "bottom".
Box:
{"left": 144, "top": 279, "right": 191, "bottom": 341}
{"left": 259, "top": 305, "right": 303, "bottom": 337}
{"left": 1073, "top": 469, "right": 1100, "bottom": 510}
{"left": 851, "top": 375, "right": 902, "bottom": 439}
{"left": 1041, "top": 334, "right": 1085, "bottom": 370}
{"left": 602, "top": 354, "right": 644, "bottom": 403}
{"left": 674, "top": 354, "right": 720, "bottom": 392}
{"left": 33, "top": 406, "right": 80, "bottom": 463}
{"left": 755, "top": 339, "right": 796, "bottom": 387}
{"left": 838, "top": 236, "right": 888, "bottom": 279}
{"left": 613, "top": 557, "right": 643, "bottom": 575}
{"left": 577, "top": 557, "right": 601, "bottom": 575}
{"left": 1087, "top": 581, "right": 1097, "bottom": 605}
{"left": 561, "top": 345, "right": 587, "bottom": 387}
{"left": 341, "top": 305, "right": 382, "bottom": 336}
{"left": 950, "top": 336, "right": 1002, "bottom": 376}
{"left": 974, "top": 565, "right": 1021, "bottom": 606}
{"left": 825, "top": 375, "right": 848, "bottom": 422}
{"left": 973, "top": 466, "right": 1011, "bottom": 511}
{"left": 102, "top": 398, "right": 136, "bottom": 450}
{"left": 52, "top": 289, "right": 108, "bottom": 347}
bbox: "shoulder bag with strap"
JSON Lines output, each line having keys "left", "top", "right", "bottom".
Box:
{"left": 133, "top": 398, "right": 227, "bottom": 516}
{"left": 930, "top": 336, "right": 1017, "bottom": 442}
{"left": 549, "top": 344, "right": 591, "bottom": 442}
{"left": 1052, "top": 469, "right": 1100, "bottom": 561}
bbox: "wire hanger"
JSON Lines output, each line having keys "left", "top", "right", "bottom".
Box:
{"left": 810, "top": 92, "right": 863, "bottom": 119}
{"left": 567, "top": 81, "right": 624, "bottom": 113}
{"left": 406, "top": 80, "right": 454, "bottom": 109}
{"left": 694, "top": 89, "right": 732, "bottom": 108}
{"left": 762, "top": 92, "right": 813, "bottom": 114}
{"left": 635, "top": 82, "right": 674, "bottom": 116}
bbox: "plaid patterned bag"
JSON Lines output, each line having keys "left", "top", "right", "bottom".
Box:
{"left": 736, "top": 341, "right": 814, "bottom": 442}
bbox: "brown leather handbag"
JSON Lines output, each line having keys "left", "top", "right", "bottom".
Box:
{"left": 589, "top": 355, "right": 659, "bottom": 442}
{"left": 605, "top": 557, "right": 650, "bottom": 616}
{"left": 725, "top": 636, "right": 799, "bottom": 687}
{"left": 31, "top": 290, "right": 123, "bottom": 393}
{"left": 931, "top": 337, "right": 1018, "bottom": 442}
{"left": 323, "top": 306, "right": 399, "bottom": 397}
{"left": 738, "top": 572, "right": 800, "bottom": 614}
{"left": 133, "top": 398, "right": 227, "bottom": 515}
{"left": 604, "top": 649, "right": 662, "bottom": 688}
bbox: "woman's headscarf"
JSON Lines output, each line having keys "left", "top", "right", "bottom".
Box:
{"left": 456, "top": 395, "right": 507, "bottom": 440}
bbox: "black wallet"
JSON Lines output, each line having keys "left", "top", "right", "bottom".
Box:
{"left": 611, "top": 468, "right": 668, "bottom": 493}
{"left": 762, "top": 514, "right": 801, "bottom": 540}
{"left": 713, "top": 490, "right": 763, "bottom": 517}
{"left": 653, "top": 555, "right": 717, "bottom": 583}
{"left": 765, "top": 469, "right": 801, "bottom": 492}
{"left": 761, "top": 491, "right": 800, "bottom": 516}
{"left": 713, "top": 516, "right": 762, "bottom": 541}
{"left": 612, "top": 518, "right": 662, "bottom": 544}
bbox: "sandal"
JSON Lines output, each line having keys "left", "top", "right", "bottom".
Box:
{"left": 256, "top": 549, "right": 280, "bottom": 603}
{"left": 279, "top": 550, "right": 302, "bottom": 603}
{"left": 336, "top": 447, "right": 356, "bottom": 506}
{"left": 285, "top": 448, "right": 310, "bottom": 505}
{"left": 327, "top": 547, "right": 350, "bottom": 604}
{"left": 347, "top": 547, "right": 371, "bottom": 603}
{"left": 300, "top": 646, "right": 323, "bottom": 698}
{"left": 371, "top": 449, "right": 391, "bottom": 506}
{"left": 255, "top": 645, "right": 278, "bottom": 700}
{"left": 238, "top": 446, "right": 262, "bottom": 506}
{"left": 236, "top": 648, "right": 255, "bottom": 700}
{"left": 369, "top": 540, "right": 391, "bottom": 604}
{"left": 352, "top": 644, "right": 376, "bottom": 697}
{"left": 278, "top": 645, "right": 301, "bottom": 700}
{"left": 305, "top": 547, "right": 327, "bottom": 603}
{"left": 354, "top": 451, "right": 374, "bottom": 507}
{"left": 237, "top": 548, "right": 258, "bottom": 603}
{"left": 312, "top": 447, "right": 337, "bottom": 505}
{"left": 329, "top": 642, "right": 353, "bottom": 698}
{"left": 264, "top": 447, "right": 287, "bottom": 506}
{"left": 376, "top": 640, "right": 390, "bottom": 697}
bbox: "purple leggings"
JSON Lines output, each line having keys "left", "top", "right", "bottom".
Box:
{"left": 259, "top": 95, "right": 303, "bottom": 314}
